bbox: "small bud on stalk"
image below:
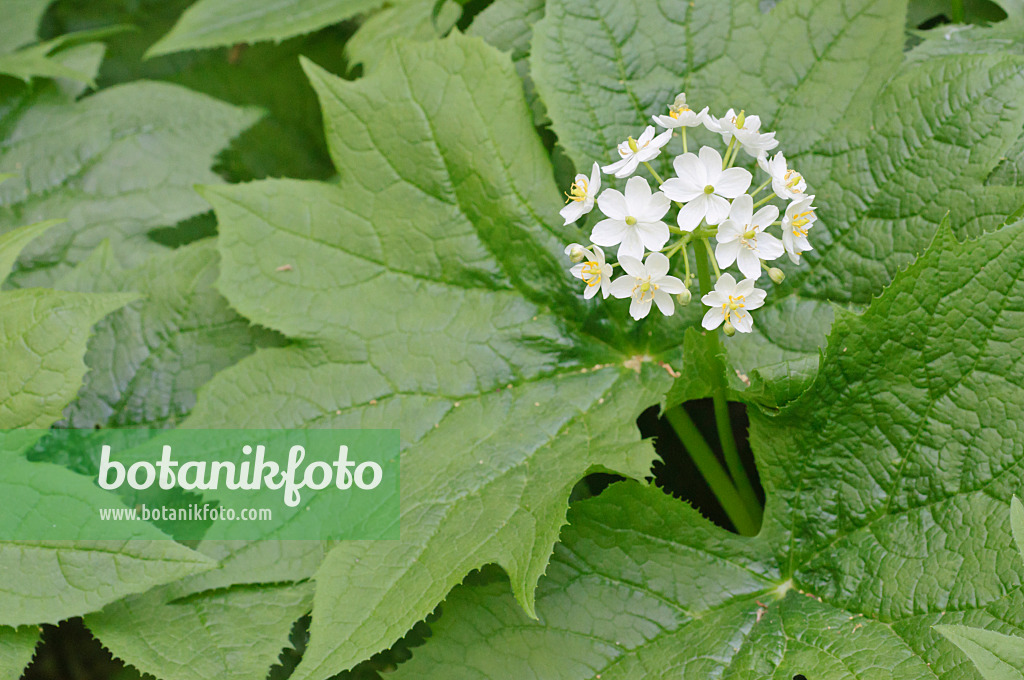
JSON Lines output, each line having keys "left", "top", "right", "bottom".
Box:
{"left": 768, "top": 267, "right": 785, "bottom": 284}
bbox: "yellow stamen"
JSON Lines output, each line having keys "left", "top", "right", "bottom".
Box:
{"left": 564, "top": 176, "right": 589, "bottom": 203}
{"left": 721, "top": 294, "right": 746, "bottom": 322}
{"left": 582, "top": 261, "right": 602, "bottom": 287}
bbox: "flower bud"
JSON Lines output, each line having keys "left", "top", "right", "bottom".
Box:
{"left": 723, "top": 321, "right": 736, "bottom": 337}
{"left": 675, "top": 288, "right": 692, "bottom": 305}
{"left": 768, "top": 267, "right": 785, "bottom": 284}
{"left": 566, "top": 244, "right": 587, "bottom": 263}
{"left": 734, "top": 110, "right": 746, "bottom": 129}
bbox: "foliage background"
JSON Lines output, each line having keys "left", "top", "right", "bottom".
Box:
{"left": 2, "top": 0, "right": 1024, "bottom": 679}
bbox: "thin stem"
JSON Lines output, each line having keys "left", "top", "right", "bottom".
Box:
{"left": 665, "top": 406, "right": 758, "bottom": 535}
{"left": 703, "top": 238, "right": 721, "bottom": 278}
{"left": 751, "top": 178, "right": 772, "bottom": 198}
{"left": 752, "top": 194, "right": 775, "bottom": 210}
{"left": 951, "top": 0, "right": 965, "bottom": 23}
{"left": 709, "top": 379, "right": 762, "bottom": 528}
{"left": 725, "top": 141, "right": 740, "bottom": 168}
{"left": 643, "top": 161, "right": 665, "bottom": 186}
{"left": 683, "top": 243, "right": 692, "bottom": 284}
{"left": 693, "top": 232, "right": 713, "bottom": 294}
{"left": 682, "top": 127, "right": 688, "bottom": 155}
{"left": 722, "top": 138, "right": 736, "bottom": 169}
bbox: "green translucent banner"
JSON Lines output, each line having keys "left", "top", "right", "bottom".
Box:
{"left": 1, "top": 429, "right": 399, "bottom": 540}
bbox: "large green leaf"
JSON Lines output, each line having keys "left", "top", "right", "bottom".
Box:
{"left": 1, "top": 0, "right": 53, "bottom": 53}
{"left": 44, "top": 0, "right": 352, "bottom": 182}
{"left": 0, "top": 61, "right": 260, "bottom": 287}
{"left": 392, "top": 220, "right": 1024, "bottom": 679}
{"left": 182, "top": 33, "right": 672, "bottom": 680}
{"left": 148, "top": 0, "right": 383, "bottom": 56}
{"left": 0, "top": 221, "right": 135, "bottom": 429}
{"left": 0, "top": 626, "right": 39, "bottom": 680}
{"left": 85, "top": 583, "right": 314, "bottom": 680}
{"left": 935, "top": 497, "right": 1024, "bottom": 680}
{"left": 55, "top": 239, "right": 282, "bottom": 429}
{"left": 0, "top": 219, "right": 215, "bottom": 628}
{"left": 529, "top": 0, "right": 1024, "bottom": 379}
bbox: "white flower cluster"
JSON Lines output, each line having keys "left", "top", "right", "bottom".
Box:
{"left": 560, "top": 93, "right": 818, "bottom": 335}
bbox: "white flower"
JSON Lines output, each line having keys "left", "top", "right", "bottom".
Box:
{"left": 660, "top": 146, "right": 752, "bottom": 231}
{"left": 700, "top": 273, "right": 766, "bottom": 333}
{"left": 652, "top": 93, "right": 709, "bottom": 129}
{"left": 757, "top": 152, "right": 806, "bottom": 200}
{"left": 602, "top": 125, "right": 673, "bottom": 178}
{"left": 706, "top": 108, "right": 778, "bottom": 158}
{"left": 591, "top": 176, "right": 670, "bottom": 259}
{"left": 715, "top": 194, "right": 783, "bottom": 280}
{"left": 565, "top": 243, "right": 613, "bottom": 299}
{"left": 559, "top": 162, "right": 602, "bottom": 225}
{"left": 782, "top": 195, "right": 817, "bottom": 264}
{"left": 609, "top": 251, "right": 686, "bottom": 320}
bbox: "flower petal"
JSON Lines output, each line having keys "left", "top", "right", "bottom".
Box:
{"left": 657, "top": 275, "right": 685, "bottom": 294}
{"left": 702, "top": 307, "right": 724, "bottom": 330}
{"left": 660, "top": 177, "right": 703, "bottom": 203}
{"left": 637, "top": 191, "right": 671, "bottom": 222}
{"left": 653, "top": 290, "right": 675, "bottom": 316}
{"left": 623, "top": 175, "right": 653, "bottom": 206}
{"left": 614, "top": 155, "right": 641, "bottom": 178}
{"left": 728, "top": 194, "right": 753, "bottom": 226}
{"left": 602, "top": 157, "right": 629, "bottom": 176}
{"left": 644, "top": 251, "right": 670, "bottom": 279}
{"left": 716, "top": 219, "right": 742, "bottom": 243}
{"left": 559, "top": 201, "right": 585, "bottom": 225}
{"left": 732, "top": 310, "right": 754, "bottom": 333}
{"left": 752, "top": 204, "right": 779, "bottom": 229}
{"left": 608, "top": 275, "right": 635, "bottom": 298}
{"left": 617, "top": 229, "right": 645, "bottom": 260}
{"left": 715, "top": 272, "right": 738, "bottom": 293}
{"left": 737, "top": 248, "right": 762, "bottom": 280}
{"left": 629, "top": 296, "right": 653, "bottom": 320}
{"left": 699, "top": 146, "right": 723, "bottom": 184}
{"left": 715, "top": 239, "right": 740, "bottom": 269}
{"left": 597, "top": 189, "right": 628, "bottom": 220}
{"left": 757, "top": 233, "right": 785, "bottom": 260}
{"left": 618, "top": 255, "right": 645, "bottom": 278}
{"left": 676, "top": 195, "right": 707, "bottom": 231}
{"left": 704, "top": 194, "right": 731, "bottom": 225}
{"left": 637, "top": 221, "right": 669, "bottom": 253}
{"left": 672, "top": 152, "right": 706, "bottom": 186}
{"left": 590, "top": 218, "right": 628, "bottom": 246}
{"left": 716, "top": 167, "right": 752, "bottom": 198}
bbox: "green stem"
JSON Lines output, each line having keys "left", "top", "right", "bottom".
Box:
{"left": 751, "top": 178, "right": 772, "bottom": 198}
{"left": 681, "top": 127, "right": 688, "bottom": 155}
{"left": 752, "top": 194, "right": 775, "bottom": 210}
{"left": 710, "top": 379, "right": 762, "bottom": 527}
{"left": 683, "top": 243, "right": 692, "bottom": 285}
{"left": 725, "top": 140, "right": 740, "bottom": 168}
{"left": 693, "top": 239, "right": 764, "bottom": 530}
{"left": 951, "top": 0, "right": 965, "bottom": 23}
{"left": 703, "top": 238, "right": 721, "bottom": 278}
{"left": 643, "top": 161, "right": 665, "bottom": 186}
{"left": 693, "top": 233, "right": 713, "bottom": 294}
{"left": 722, "top": 138, "right": 736, "bottom": 169}
{"left": 665, "top": 406, "right": 758, "bottom": 535}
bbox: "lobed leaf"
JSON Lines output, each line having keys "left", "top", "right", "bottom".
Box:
{"left": 390, "top": 220, "right": 1024, "bottom": 679}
